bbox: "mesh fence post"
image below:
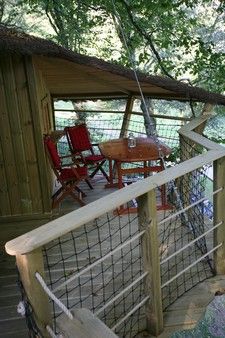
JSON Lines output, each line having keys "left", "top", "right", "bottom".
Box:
{"left": 214, "top": 156, "right": 225, "bottom": 274}
{"left": 137, "top": 190, "right": 163, "bottom": 336}
{"left": 16, "top": 248, "right": 52, "bottom": 337}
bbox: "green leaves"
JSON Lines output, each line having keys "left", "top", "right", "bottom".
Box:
{"left": 7, "top": 0, "right": 225, "bottom": 93}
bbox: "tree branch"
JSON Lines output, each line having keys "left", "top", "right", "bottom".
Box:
{"left": 119, "top": 0, "right": 174, "bottom": 79}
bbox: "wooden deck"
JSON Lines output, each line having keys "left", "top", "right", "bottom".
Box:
{"left": 1, "top": 176, "right": 224, "bottom": 337}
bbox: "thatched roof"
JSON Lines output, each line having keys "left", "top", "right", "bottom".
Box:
{"left": 1, "top": 24, "right": 225, "bottom": 105}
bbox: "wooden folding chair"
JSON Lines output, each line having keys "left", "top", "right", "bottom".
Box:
{"left": 44, "top": 135, "right": 93, "bottom": 208}
{"left": 65, "top": 124, "right": 109, "bottom": 182}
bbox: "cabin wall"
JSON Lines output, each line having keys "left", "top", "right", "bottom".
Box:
{"left": 33, "top": 61, "right": 55, "bottom": 195}
{"left": 0, "top": 54, "right": 52, "bottom": 225}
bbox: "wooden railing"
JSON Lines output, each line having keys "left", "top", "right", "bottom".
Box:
{"left": 5, "top": 113, "right": 225, "bottom": 337}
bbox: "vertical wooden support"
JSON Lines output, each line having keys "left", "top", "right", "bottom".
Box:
{"left": 137, "top": 190, "right": 163, "bottom": 336}
{"left": 213, "top": 156, "right": 225, "bottom": 274}
{"left": 24, "top": 56, "right": 51, "bottom": 214}
{"left": 16, "top": 248, "right": 52, "bottom": 337}
{"left": 120, "top": 96, "right": 134, "bottom": 138}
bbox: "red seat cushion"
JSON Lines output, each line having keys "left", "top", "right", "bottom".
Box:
{"left": 85, "top": 154, "right": 105, "bottom": 163}
{"left": 59, "top": 167, "right": 87, "bottom": 181}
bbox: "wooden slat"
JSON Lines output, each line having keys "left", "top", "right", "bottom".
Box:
{"left": 0, "top": 56, "right": 21, "bottom": 215}
{"left": 57, "top": 308, "right": 118, "bottom": 338}
{"left": 8, "top": 55, "right": 34, "bottom": 214}
{"left": 2, "top": 55, "right": 31, "bottom": 214}
{"left": 0, "top": 134, "right": 11, "bottom": 215}
{"left": 24, "top": 56, "right": 51, "bottom": 214}
{"left": 14, "top": 56, "right": 46, "bottom": 213}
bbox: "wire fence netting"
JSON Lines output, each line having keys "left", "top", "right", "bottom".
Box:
{"left": 43, "top": 207, "right": 147, "bottom": 337}
{"left": 159, "top": 135, "right": 215, "bottom": 310}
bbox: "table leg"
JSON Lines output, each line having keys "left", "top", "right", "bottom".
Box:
{"left": 117, "top": 161, "right": 123, "bottom": 189}
{"left": 105, "top": 159, "right": 118, "bottom": 188}
{"left": 144, "top": 161, "right": 147, "bottom": 178}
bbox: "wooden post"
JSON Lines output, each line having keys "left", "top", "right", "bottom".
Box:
{"left": 120, "top": 96, "right": 134, "bottom": 138}
{"left": 16, "top": 248, "right": 52, "bottom": 337}
{"left": 213, "top": 156, "right": 225, "bottom": 274}
{"left": 137, "top": 190, "right": 163, "bottom": 336}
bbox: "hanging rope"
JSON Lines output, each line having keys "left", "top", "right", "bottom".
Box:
{"left": 111, "top": 0, "right": 155, "bottom": 119}
{"left": 111, "top": 0, "right": 167, "bottom": 160}
{"left": 35, "top": 272, "right": 73, "bottom": 320}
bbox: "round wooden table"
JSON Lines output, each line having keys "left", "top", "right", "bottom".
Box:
{"left": 99, "top": 137, "right": 171, "bottom": 161}
{"left": 99, "top": 137, "right": 171, "bottom": 213}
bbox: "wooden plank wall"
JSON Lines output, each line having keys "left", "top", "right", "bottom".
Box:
{"left": 33, "top": 60, "right": 55, "bottom": 201}
{"left": 0, "top": 54, "right": 52, "bottom": 222}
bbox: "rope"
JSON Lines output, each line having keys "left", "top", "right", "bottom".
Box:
{"left": 111, "top": 0, "right": 152, "bottom": 118}
{"left": 35, "top": 272, "right": 73, "bottom": 320}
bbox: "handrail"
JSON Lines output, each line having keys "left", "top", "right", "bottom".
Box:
{"left": 5, "top": 114, "right": 225, "bottom": 256}
{"left": 54, "top": 109, "right": 191, "bottom": 122}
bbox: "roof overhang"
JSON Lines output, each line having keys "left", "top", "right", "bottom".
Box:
{"left": 33, "top": 56, "right": 197, "bottom": 101}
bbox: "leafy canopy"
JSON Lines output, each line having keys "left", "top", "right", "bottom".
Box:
{"left": 2, "top": 0, "right": 225, "bottom": 92}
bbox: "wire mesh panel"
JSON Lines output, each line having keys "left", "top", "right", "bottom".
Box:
{"left": 204, "top": 115, "right": 225, "bottom": 145}
{"left": 158, "top": 135, "right": 215, "bottom": 310}
{"left": 42, "top": 207, "right": 147, "bottom": 337}
{"left": 127, "top": 114, "right": 182, "bottom": 149}
{"left": 54, "top": 108, "right": 181, "bottom": 158}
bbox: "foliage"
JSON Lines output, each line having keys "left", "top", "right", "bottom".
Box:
{"left": 3, "top": 1, "right": 225, "bottom": 93}
{"left": 0, "top": 0, "right": 47, "bottom": 34}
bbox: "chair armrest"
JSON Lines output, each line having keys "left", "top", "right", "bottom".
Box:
{"left": 60, "top": 154, "right": 84, "bottom": 166}
{"left": 60, "top": 154, "right": 74, "bottom": 159}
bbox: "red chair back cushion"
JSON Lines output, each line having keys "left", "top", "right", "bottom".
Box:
{"left": 44, "top": 136, "right": 61, "bottom": 169}
{"left": 66, "top": 124, "right": 91, "bottom": 152}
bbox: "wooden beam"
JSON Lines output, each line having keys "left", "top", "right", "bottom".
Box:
{"left": 137, "top": 191, "right": 163, "bottom": 335}
{"left": 53, "top": 108, "right": 191, "bottom": 122}
{"left": 52, "top": 93, "right": 129, "bottom": 99}
{"left": 51, "top": 91, "right": 212, "bottom": 102}
{"left": 214, "top": 156, "right": 225, "bottom": 274}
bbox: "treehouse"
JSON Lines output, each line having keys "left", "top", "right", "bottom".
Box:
{"left": 1, "top": 26, "right": 225, "bottom": 337}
